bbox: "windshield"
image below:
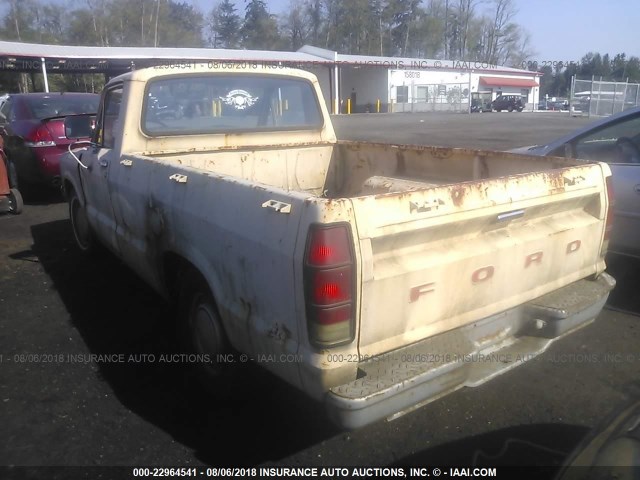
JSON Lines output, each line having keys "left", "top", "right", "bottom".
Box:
{"left": 142, "top": 74, "right": 323, "bottom": 136}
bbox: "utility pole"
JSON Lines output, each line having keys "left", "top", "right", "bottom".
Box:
{"left": 154, "top": 0, "right": 161, "bottom": 47}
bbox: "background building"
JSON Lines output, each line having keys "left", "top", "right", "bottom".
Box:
{"left": 0, "top": 40, "right": 540, "bottom": 114}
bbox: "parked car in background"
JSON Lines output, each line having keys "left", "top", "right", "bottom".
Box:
{"left": 547, "top": 100, "right": 569, "bottom": 111}
{"left": 0, "top": 92, "right": 99, "bottom": 189}
{"left": 510, "top": 106, "right": 640, "bottom": 258}
{"left": 571, "top": 98, "right": 590, "bottom": 114}
{"left": 470, "top": 98, "right": 492, "bottom": 113}
{"left": 491, "top": 95, "right": 524, "bottom": 112}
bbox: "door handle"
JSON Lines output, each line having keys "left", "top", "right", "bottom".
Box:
{"left": 99, "top": 159, "right": 108, "bottom": 167}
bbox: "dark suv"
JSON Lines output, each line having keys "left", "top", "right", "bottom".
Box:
{"left": 491, "top": 95, "right": 524, "bottom": 112}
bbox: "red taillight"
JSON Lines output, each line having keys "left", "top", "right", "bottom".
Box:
{"left": 307, "top": 227, "right": 352, "bottom": 266}
{"left": 312, "top": 267, "right": 352, "bottom": 304}
{"left": 304, "top": 224, "right": 355, "bottom": 348}
{"left": 24, "top": 124, "right": 55, "bottom": 147}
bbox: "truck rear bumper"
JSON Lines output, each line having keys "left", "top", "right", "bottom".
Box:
{"left": 326, "top": 273, "right": 616, "bottom": 429}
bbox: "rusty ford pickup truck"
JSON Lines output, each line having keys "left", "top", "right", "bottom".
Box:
{"left": 60, "top": 64, "right": 615, "bottom": 429}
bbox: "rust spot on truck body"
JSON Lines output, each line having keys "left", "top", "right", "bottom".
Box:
{"left": 543, "top": 170, "right": 566, "bottom": 194}
{"left": 141, "top": 140, "right": 332, "bottom": 157}
{"left": 396, "top": 150, "right": 406, "bottom": 175}
{"left": 450, "top": 186, "right": 466, "bottom": 207}
{"left": 429, "top": 146, "right": 453, "bottom": 159}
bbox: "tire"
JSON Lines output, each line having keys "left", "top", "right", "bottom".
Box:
{"left": 508, "top": 106, "right": 514, "bottom": 112}
{"left": 8, "top": 188, "right": 23, "bottom": 214}
{"left": 7, "top": 160, "right": 19, "bottom": 189}
{"left": 178, "top": 271, "right": 230, "bottom": 379}
{"left": 69, "top": 190, "right": 95, "bottom": 253}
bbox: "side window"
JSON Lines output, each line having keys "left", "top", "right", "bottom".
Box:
{"left": 95, "top": 86, "right": 123, "bottom": 149}
{"left": 574, "top": 114, "right": 640, "bottom": 164}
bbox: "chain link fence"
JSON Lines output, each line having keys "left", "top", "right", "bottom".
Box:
{"left": 571, "top": 77, "right": 640, "bottom": 117}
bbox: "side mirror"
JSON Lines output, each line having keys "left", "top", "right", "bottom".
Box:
{"left": 64, "top": 114, "right": 97, "bottom": 141}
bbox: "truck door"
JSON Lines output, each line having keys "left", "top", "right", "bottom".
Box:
{"left": 80, "top": 84, "right": 123, "bottom": 253}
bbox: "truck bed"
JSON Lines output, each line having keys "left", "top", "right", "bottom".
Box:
{"left": 140, "top": 140, "right": 584, "bottom": 199}
{"left": 138, "top": 141, "right": 609, "bottom": 364}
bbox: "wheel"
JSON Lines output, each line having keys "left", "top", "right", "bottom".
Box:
{"left": 7, "top": 160, "right": 19, "bottom": 189}
{"left": 508, "top": 106, "right": 514, "bottom": 112}
{"left": 8, "top": 188, "right": 23, "bottom": 214}
{"left": 178, "top": 271, "right": 230, "bottom": 379}
{"left": 495, "top": 109, "right": 501, "bottom": 112}
{"left": 69, "top": 190, "right": 95, "bottom": 253}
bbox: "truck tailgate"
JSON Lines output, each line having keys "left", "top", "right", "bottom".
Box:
{"left": 352, "top": 164, "right": 609, "bottom": 357}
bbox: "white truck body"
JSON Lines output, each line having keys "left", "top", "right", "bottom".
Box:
{"left": 61, "top": 65, "right": 615, "bottom": 428}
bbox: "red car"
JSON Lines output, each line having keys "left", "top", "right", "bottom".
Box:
{"left": 0, "top": 92, "right": 99, "bottom": 189}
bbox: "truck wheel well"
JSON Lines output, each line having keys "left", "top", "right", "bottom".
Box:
{"left": 163, "top": 252, "right": 232, "bottom": 377}
{"left": 162, "top": 253, "right": 214, "bottom": 307}
{"left": 62, "top": 179, "right": 74, "bottom": 200}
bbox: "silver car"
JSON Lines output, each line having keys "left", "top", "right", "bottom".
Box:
{"left": 511, "top": 107, "right": 640, "bottom": 259}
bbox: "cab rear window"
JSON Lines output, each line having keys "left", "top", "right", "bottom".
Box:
{"left": 142, "top": 74, "right": 323, "bottom": 136}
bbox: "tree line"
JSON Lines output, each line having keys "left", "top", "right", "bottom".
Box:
{"left": 539, "top": 53, "right": 640, "bottom": 98}
{"left": 1, "top": 0, "right": 532, "bottom": 64}
{"left": 0, "top": 0, "right": 638, "bottom": 97}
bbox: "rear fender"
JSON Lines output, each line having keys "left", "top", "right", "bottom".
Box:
{"left": 160, "top": 249, "right": 229, "bottom": 338}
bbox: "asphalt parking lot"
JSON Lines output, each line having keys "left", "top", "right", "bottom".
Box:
{"left": 330, "top": 110, "right": 594, "bottom": 149}
{"left": 1, "top": 112, "right": 639, "bottom": 475}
